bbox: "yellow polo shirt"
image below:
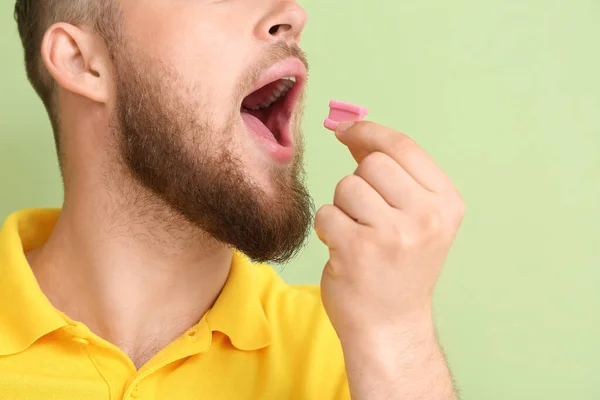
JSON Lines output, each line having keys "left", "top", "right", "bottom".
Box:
{"left": 0, "top": 209, "right": 350, "bottom": 399}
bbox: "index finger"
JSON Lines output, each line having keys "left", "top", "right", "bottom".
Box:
{"left": 335, "top": 121, "right": 454, "bottom": 193}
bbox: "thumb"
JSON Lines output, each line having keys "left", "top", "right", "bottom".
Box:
{"left": 335, "top": 121, "right": 369, "bottom": 163}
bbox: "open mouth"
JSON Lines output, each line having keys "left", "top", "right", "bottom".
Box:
{"left": 241, "top": 75, "right": 301, "bottom": 147}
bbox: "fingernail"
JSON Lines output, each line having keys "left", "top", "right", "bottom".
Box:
{"left": 336, "top": 121, "right": 355, "bottom": 133}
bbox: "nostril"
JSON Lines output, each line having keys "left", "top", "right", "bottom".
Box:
{"left": 269, "top": 25, "right": 281, "bottom": 35}
{"left": 269, "top": 24, "right": 291, "bottom": 36}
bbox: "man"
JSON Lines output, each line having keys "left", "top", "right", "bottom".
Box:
{"left": 1, "top": 0, "right": 464, "bottom": 398}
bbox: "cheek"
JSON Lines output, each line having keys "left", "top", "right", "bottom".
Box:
{"left": 166, "top": 36, "right": 249, "bottom": 127}
{"left": 124, "top": 4, "right": 248, "bottom": 105}
{"left": 121, "top": 4, "right": 259, "bottom": 146}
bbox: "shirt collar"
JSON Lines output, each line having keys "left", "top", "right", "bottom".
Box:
{"left": 206, "top": 252, "right": 273, "bottom": 351}
{"left": 0, "top": 209, "right": 67, "bottom": 356}
{"left": 0, "top": 209, "right": 272, "bottom": 355}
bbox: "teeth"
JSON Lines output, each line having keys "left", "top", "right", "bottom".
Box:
{"left": 281, "top": 79, "right": 295, "bottom": 87}
{"left": 246, "top": 77, "right": 297, "bottom": 111}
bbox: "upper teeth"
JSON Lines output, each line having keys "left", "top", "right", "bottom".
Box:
{"left": 247, "top": 76, "right": 296, "bottom": 111}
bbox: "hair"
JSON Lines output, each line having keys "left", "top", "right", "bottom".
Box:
{"left": 14, "top": 0, "right": 118, "bottom": 156}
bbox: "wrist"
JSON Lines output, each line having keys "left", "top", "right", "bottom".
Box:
{"left": 339, "top": 313, "right": 437, "bottom": 370}
{"left": 339, "top": 314, "right": 439, "bottom": 398}
{"left": 338, "top": 306, "right": 435, "bottom": 346}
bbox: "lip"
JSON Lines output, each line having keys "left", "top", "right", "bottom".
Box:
{"left": 246, "top": 57, "right": 308, "bottom": 104}
{"left": 241, "top": 57, "right": 307, "bottom": 156}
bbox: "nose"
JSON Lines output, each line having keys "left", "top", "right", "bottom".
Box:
{"left": 255, "top": 1, "right": 308, "bottom": 44}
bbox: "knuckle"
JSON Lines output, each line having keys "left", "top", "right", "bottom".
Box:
{"left": 453, "top": 205, "right": 465, "bottom": 227}
{"left": 313, "top": 207, "right": 325, "bottom": 227}
{"left": 358, "top": 120, "right": 380, "bottom": 135}
{"left": 357, "top": 151, "right": 390, "bottom": 177}
{"left": 393, "top": 209, "right": 445, "bottom": 249}
{"left": 314, "top": 204, "right": 335, "bottom": 226}
{"left": 420, "top": 208, "right": 445, "bottom": 235}
{"left": 447, "top": 194, "right": 466, "bottom": 226}
{"left": 353, "top": 233, "right": 380, "bottom": 259}
{"left": 395, "top": 229, "right": 418, "bottom": 249}
{"left": 385, "top": 217, "right": 416, "bottom": 249}
{"left": 334, "top": 175, "right": 363, "bottom": 201}
{"left": 390, "top": 133, "right": 416, "bottom": 155}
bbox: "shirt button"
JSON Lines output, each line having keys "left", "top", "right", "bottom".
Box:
{"left": 72, "top": 337, "right": 89, "bottom": 346}
{"left": 130, "top": 385, "right": 139, "bottom": 398}
{"left": 187, "top": 329, "right": 198, "bottom": 340}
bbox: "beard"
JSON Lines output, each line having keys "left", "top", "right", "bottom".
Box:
{"left": 108, "top": 40, "right": 314, "bottom": 264}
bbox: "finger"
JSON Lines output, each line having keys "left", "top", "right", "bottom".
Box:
{"left": 354, "top": 151, "right": 427, "bottom": 210}
{"left": 335, "top": 121, "right": 454, "bottom": 193}
{"left": 314, "top": 204, "right": 357, "bottom": 250}
{"left": 333, "top": 175, "right": 391, "bottom": 227}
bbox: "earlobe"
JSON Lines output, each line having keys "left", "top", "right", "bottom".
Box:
{"left": 41, "top": 23, "right": 110, "bottom": 104}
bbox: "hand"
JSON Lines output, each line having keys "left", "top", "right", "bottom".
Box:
{"left": 315, "top": 121, "right": 465, "bottom": 342}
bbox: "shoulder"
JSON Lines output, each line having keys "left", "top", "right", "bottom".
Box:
{"left": 253, "top": 264, "right": 332, "bottom": 336}
{"left": 253, "top": 265, "right": 350, "bottom": 398}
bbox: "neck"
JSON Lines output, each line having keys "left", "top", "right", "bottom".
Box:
{"left": 27, "top": 170, "right": 232, "bottom": 368}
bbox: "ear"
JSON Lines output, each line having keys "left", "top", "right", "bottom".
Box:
{"left": 41, "top": 23, "right": 111, "bottom": 104}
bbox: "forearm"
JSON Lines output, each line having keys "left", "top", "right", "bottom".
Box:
{"left": 341, "top": 314, "right": 456, "bottom": 400}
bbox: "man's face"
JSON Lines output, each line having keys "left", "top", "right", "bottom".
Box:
{"left": 107, "top": 0, "right": 313, "bottom": 263}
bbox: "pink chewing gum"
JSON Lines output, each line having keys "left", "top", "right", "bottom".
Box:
{"left": 324, "top": 100, "right": 369, "bottom": 132}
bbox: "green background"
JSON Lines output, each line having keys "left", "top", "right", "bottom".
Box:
{"left": 1, "top": 1, "right": 599, "bottom": 399}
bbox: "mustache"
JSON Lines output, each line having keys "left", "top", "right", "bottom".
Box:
{"left": 237, "top": 42, "right": 309, "bottom": 98}
{"left": 262, "top": 42, "right": 309, "bottom": 72}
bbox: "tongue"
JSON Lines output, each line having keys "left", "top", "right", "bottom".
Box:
{"left": 242, "top": 80, "right": 282, "bottom": 109}
{"left": 241, "top": 112, "right": 278, "bottom": 143}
